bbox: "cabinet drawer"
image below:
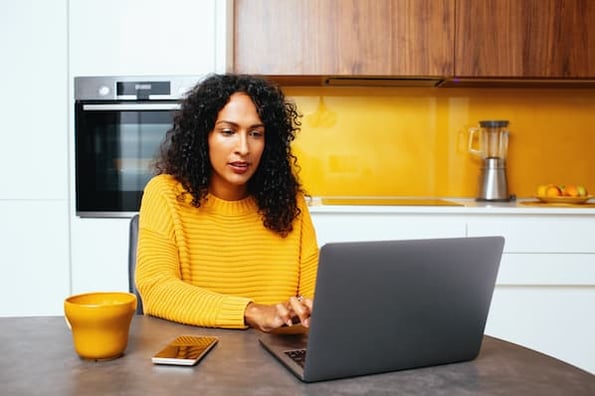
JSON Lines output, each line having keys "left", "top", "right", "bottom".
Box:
{"left": 467, "top": 218, "right": 595, "bottom": 253}
{"left": 497, "top": 254, "right": 595, "bottom": 286}
{"left": 312, "top": 213, "right": 466, "bottom": 246}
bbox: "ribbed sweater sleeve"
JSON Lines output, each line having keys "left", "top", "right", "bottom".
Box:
{"left": 135, "top": 175, "right": 319, "bottom": 329}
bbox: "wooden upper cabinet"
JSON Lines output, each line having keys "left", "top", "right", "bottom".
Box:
{"left": 455, "top": 0, "right": 595, "bottom": 78}
{"left": 233, "top": 0, "right": 454, "bottom": 77}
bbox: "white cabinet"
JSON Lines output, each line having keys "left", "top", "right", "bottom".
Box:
{"left": 0, "top": 0, "right": 69, "bottom": 316}
{"left": 68, "top": 0, "right": 230, "bottom": 76}
{"left": 1, "top": 0, "right": 231, "bottom": 315}
{"left": 0, "top": 0, "right": 68, "bottom": 200}
{"left": 70, "top": 217, "right": 131, "bottom": 294}
{"left": 468, "top": 215, "right": 595, "bottom": 374}
{"left": 0, "top": 201, "right": 70, "bottom": 316}
{"left": 488, "top": 286, "right": 595, "bottom": 373}
{"left": 311, "top": 206, "right": 595, "bottom": 373}
{"left": 467, "top": 216, "right": 595, "bottom": 253}
{"left": 311, "top": 211, "right": 466, "bottom": 246}
{"left": 67, "top": 0, "right": 231, "bottom": 295}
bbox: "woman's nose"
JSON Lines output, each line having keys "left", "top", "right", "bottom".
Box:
{"left": 235, "top": 132, "right": 249, "bottom": 155}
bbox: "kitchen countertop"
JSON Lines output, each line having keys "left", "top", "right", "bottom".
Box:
{"left": 308, "top": 197, "right": 595, "bottom": 215}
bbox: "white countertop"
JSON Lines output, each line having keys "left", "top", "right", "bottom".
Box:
{"left": 307, "top": 197, "right": 595, "bottom": 215}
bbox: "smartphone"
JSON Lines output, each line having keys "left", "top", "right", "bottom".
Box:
{"left": 151, "top": 335, "right": 219, "bottom": 366}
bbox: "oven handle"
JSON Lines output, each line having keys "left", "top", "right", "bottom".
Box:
{"left": 82, "top": 103, "right": 181, "bottom": 111}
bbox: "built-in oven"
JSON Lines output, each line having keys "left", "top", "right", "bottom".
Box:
{"left": 74, "top": 76, "right": 201, "bottom": 217}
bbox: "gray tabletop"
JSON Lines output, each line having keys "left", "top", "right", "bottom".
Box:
{"left": 1, "top": 315, "right": 594, "bottom": 396}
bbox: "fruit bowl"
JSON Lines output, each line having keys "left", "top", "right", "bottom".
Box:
{"left": 535, "top": 195, "right": 593, "bottom": 204}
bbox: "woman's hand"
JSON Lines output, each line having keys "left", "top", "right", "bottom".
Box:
{"left": 244, "top": 296, "right": 313, "bottom": 332}
{"left": 288, "top": 296, "right": 313, "bottom": 328}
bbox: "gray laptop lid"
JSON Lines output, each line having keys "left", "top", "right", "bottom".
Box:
{"left": 259, "top": 236, "right": 505, "bottom": 382}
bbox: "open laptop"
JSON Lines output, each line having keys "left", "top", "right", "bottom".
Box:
{"left": 259, "top": 236, "right": 505, "bottom": 382}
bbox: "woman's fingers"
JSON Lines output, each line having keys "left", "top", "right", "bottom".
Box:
{"left": 248, "top": 297, "right": 314, "bottom": 333}
{"left": 301, "top": 297, "right": 313, "bottom": 327}
{"left": 275, "top": 302, "right": 293, "bottom": 327}
{"left": 288, "top": 296, "right": 312, "bottom": 327}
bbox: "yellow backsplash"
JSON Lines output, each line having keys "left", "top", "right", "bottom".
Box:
{"left": 284, "top": 86, "right": 595, "bottom": 198}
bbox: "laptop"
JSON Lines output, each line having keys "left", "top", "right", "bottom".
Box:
{"left": 259, "top": 236, "right": 505, "bottom": 382}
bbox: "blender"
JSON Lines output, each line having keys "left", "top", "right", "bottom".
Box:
{"left": 468, "top": 120, "right": 512, "bottom": 201}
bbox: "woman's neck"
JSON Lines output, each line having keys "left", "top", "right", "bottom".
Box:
{"left": 208, "top": 182, "right": 249, "bottom": 201}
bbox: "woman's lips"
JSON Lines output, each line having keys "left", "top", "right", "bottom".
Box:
{"left": 229, "top": 161, "right": 249, "bottom": 174}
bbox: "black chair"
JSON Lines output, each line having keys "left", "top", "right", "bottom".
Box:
{"left": 128, "top": 214, "right": 144, "bottom": 314}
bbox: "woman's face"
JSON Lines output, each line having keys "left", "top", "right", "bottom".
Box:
{"left": 207, "top": 92, "right": 265, "bottom": 200}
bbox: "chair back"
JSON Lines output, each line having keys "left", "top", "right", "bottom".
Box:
{"left": 128, "top": 214, "right": 144, "bottom": 314}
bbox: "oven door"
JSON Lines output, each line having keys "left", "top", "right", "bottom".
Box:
{"left": 75, "top": 101, "right": 179, "bottom": 217}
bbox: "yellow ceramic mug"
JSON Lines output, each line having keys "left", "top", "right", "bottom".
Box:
{"left": 64, "top": 292, "right": 137, "bottom": 360}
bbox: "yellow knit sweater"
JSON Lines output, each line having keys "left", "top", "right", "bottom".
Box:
{"left": 135, "top": 174, "right": 319, "bottom": 329}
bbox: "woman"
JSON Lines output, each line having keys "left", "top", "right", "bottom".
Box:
{"left": 135, "top": 74, "right": 319, "bottom": 332}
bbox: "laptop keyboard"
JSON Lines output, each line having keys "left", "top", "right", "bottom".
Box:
{"left": 284, "top": 349, "right": 307, "bottom": 368}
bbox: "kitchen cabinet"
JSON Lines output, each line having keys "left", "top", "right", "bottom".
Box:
{"left": 467, "top": 215, "right": 595, "bottom": 374}
{"left": 0, "top": 0, "right": 68, "bottom": 200}
{"left": 0, "top": 0, "right": 70, "bottom": 316}
{"left": 0, "top": 0, "right": 232, "bottom": 315}
{"left": 67, "top": 0, "right": 232, "bottom": 297}
{"left": 455, "top": 0, "right": 595, "bottom": 78}
{"left": 68, "top": 0, "right": 229, "bottom": 76}
{"left": 310, "top": 205, "right": 595, "bottom": 374}
{"left": 312, "top": 212, "right": 465, "bottom": 246}
{"left": 70, "top": 217, "right": 131, "bottom": 295}
{"left": 0, "top": 201, "right": 70, "bottom": 316}
{"left": 233, "top": 0, "right": 454, "bottom": 77}
{"left": 235, "top": 0, "right": 595, "bottom": 81}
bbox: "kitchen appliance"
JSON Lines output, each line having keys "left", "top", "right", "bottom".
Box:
{"left": 468, "top": 120, "right": 511, "bottom": 201}
{"left": 74, "top": 76, "right": 202, "bottom": 217}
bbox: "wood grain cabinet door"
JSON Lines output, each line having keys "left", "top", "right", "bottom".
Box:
{"left": 233, "top": 0, "right": 454, "bottom": 77}
{"left": 455, "top": 0, "right": 595, "bottom": 78}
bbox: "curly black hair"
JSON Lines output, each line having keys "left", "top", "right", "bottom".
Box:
{"left": 154, "top": 73, "right": 303, "bottom": 237}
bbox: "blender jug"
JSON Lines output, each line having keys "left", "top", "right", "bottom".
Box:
{"left": 468, "top": 120, "right": 511, "bottom": 201}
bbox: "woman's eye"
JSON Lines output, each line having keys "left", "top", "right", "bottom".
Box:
{"left": 221, "top": 129, "right": 234, "bottom": 136}
{"left": 250, "top": 130, "right": 264, "bottom": 138}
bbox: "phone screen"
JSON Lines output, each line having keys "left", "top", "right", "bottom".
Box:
{"left": 151, "top": 335, "right": 219, "bottom": 366}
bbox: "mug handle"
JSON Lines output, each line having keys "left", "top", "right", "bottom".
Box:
{"left": 468, "top": 127, "right": 482, "bottom": 156}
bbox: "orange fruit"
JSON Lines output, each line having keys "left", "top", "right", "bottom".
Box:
{"left": 564, "top": 184, "right": 579, "bottom": 197}
{"left": 545, "top": 185, "right": 562, "bottom": 197}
